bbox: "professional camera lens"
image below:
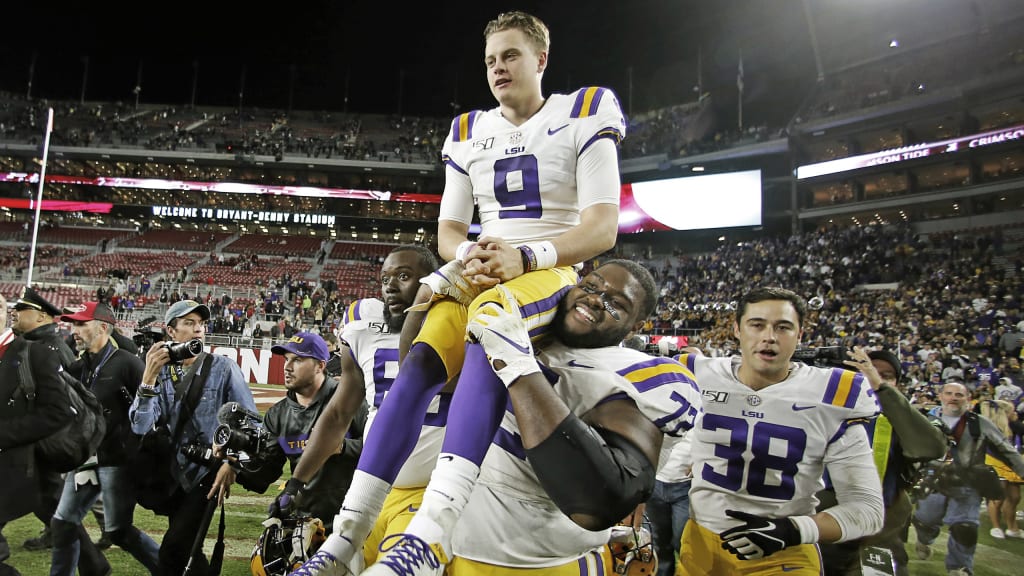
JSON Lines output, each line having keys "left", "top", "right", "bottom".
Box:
{"left": 165, "top": 338, "right": 203, "bottom": 363}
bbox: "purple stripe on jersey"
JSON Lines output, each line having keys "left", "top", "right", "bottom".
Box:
{"left": 579, "top": 127, "right": 624, "bottom": 156}
{"left": 441, "top": 154, "right": 468, "bottom": 175}
{"left": 594, "top": 548, "right": 606, "bottom": 575}
{"left": 345, "top": 301, "right": 361, "bottom": 323}
{"left": 823, "top": 369, "right": 843, "bottom": 404}
{"left": 594, "top": 391, "right": 632, "bottom": 408}
{"left": 627, "top": 370, "right": 694, "bottom": 394}
{"left": 571, "top": 86, "right": 605, "bottom": 118}
{"left": 451, "top": 110, "right": 480, "bottom": 142}
{"left": 524, "top": 285, "right": 573, "bottom": 340}
{"left": 843, "top": 374, "right": 864, "bottom": 409}
{"left": 682, "top": 353, "right": 697, "bottom": 373}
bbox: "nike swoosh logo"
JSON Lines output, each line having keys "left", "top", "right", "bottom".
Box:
{"left": 439, "top": 454, "right": 454, "bottom": 462}
{"left": 547, "top": 124, "right": 569, "bottom": 135}
{"left": 792, "top": 404, "right": 816, "bottom": 411}
{"left": 406, "top": 505, "right": 419, "bottom": 513}
{"left": 488, "top": 329, "right": 532, "bottom": 355}
{"left": 567, "top": 359, "right": 594, "bottom": 369}
{"left": 781, "top": 566, "right": 799, "bottom": 572}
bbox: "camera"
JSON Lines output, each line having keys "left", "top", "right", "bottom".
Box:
{"left": 213, "top": 402, "right": 271, "bottom": 471}
{"left": 793, "top": 346, "right": 847, "bottom": 368}
{"left": 164, "top": 338, "right": 204, "bottom": 363}
{"left": 180, "top": 442, "right": 218, "bottom": 467}
{"left": 911, "top": 460, "right": 960, "bottom": 500}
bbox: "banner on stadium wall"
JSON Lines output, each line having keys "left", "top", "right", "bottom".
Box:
{"left": 207, "top": 345, "right": 288, "bottom": 385}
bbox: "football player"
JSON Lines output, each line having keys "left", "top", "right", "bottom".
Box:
{"left": 676, "top": 287, "right": 884, "bottom": 575}
{"left": 270, "top": 245, "right": 442, "bottom": 572}
{"left": 292, "top": 9, "right": 627, "bottom": 576}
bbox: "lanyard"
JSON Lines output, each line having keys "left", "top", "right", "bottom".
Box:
{"left": 82, "top": 345, "right": 116, "bottom": 389}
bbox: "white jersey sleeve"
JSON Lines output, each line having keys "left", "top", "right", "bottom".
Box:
{"left": 539, "top": 341, "right": 702, "bottom": 437}
{"left": 340, "top": 298, "right": 447, "bottom": 488}
{"left": 682, "top": 354, "right": 880, "bottom": 535}
{"left": 453, "top": 363, "right": 633, "bottom": 567}
{"left": 439, "top": 87, "right": 626, "bottom": 246}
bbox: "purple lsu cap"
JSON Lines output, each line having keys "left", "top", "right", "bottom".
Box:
{"left": 271, "top": 331, "right": 329, "bottom": 362}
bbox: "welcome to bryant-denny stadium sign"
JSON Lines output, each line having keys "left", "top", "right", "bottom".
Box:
{"left": 151, "top": 205, "right": 336, "bottom": 227}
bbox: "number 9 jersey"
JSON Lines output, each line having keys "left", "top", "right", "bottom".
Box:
{"left": 439, "top": 86, "right": 626, "bottom": 245}
{"left": 679, "top": 354, "right": 881, "bottom": 535}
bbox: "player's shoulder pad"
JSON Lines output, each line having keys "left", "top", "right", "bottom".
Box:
{"left": 342, "top": 298, "right": 384, "bottom": 327}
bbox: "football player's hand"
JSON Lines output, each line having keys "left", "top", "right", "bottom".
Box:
{"left": 720, "top": 510, "right": 801, "bottom": 559}
{"left": 267, "top": 477, "right": 305, "bottom": 519}
{"left": 407, "top": 259, "right": 482, "bottom": 312}
{"left": 466, "top": 285, "right": 539, "bottom": 387}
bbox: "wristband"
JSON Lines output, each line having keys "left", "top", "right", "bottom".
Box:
{"left": 455, "top": 240, "right": 475, "bottom": 262}
{"left": 789, "top": 515, "right": 820, "bottom": 544}
{"left": 521, "top": 241, "right": 557, "bottom": 270}
{"left": 519, "top": 246, "right": 534, "bottom": 273}
{"left": 137, "top": 383, "right": 159, "bottom": 398}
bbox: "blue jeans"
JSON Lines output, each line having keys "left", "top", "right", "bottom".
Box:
{"left": 51, "top": 466, "right": 160, "bottom": 576}
{"left": 647, "top": 478, "right": 691, "bottom": 576}
{"left": 913, "top": 485, "right": 982, "bottom": 573}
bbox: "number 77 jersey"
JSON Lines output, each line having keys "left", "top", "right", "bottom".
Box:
{"left": 679, "top": 354, "right": 880, "bottom": 535}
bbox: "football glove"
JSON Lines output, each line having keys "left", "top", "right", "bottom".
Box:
{"left": 719, "top": 510, "right": 805, "bottom": 560}
{"left": 407, "top": 259, "right": 482, "bottom": 312}
{"left": 466, "top": 285, "right": 539, "bottom": 387}
{"left": 268, "top": 477, "right": 306, "bottom": 519}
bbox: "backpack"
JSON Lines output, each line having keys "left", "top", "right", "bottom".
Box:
{"left": 17, "top": 341, "right": 106, "bottom": 473}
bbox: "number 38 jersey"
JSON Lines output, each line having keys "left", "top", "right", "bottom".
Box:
{"left": 439, "top": 86, "right": 626, "bottom": 245}
{"left": 341, "top": 298, "right": 448, "bottom": 488}
{"left": 679, "top": 354, "right": 879, "bottom": 535}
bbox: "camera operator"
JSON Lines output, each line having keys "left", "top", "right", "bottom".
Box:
{"left": 911, "top": 381, "right": 1024, "bottom": 576}
{"left": 129, "top": 299, "right": 258, "bottom": 576}
{"left": 242, "top": 331, "right": 367, "bottom": 530}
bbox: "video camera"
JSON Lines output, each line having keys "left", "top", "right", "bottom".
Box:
{"left": 792, "top": 346, "right": 848, "bottom": 368}
{"left": 212, "top": 402, "right": 272, "bottom": 472}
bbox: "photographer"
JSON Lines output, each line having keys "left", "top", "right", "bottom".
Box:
{"left": 128, "top": 300, "right": 258, "bottom": 576}
{"left": 243, "top": 331, "right": 367, "bottom": 530}
{"left": 911, "top": 382, "right": 1024, "bottom": 576}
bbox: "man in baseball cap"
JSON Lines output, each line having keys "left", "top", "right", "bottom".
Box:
{"left": 164, "top": 300, "right": 210, "bottom": 326}
{"left": 59, "top": 302, "right": 117, "bottom": 325}
{"left": 260, "top": 330, "right": 367, "bottom": 528}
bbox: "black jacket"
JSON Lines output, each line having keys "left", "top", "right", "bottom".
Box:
{"left": 249, "top": 377, "right": 368, "bottom": 525}
{"left": 69, "top": 341, "right": 145, "bottom": 465}
{"left": 0, "top": 336, "right": 70, "bottom": 522}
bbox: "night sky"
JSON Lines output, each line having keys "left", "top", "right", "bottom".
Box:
{"left": 2, "top": 1, "right": 1015, "bottom": 126}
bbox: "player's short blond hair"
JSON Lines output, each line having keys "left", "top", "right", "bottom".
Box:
{"left": 484, "top": 11, "right": 550, "bottom": 55}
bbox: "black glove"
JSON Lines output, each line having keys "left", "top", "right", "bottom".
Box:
{"left": 267, "top": 477, "right": 305, "bottom": 518}
{"left": 719, "top": 509, "right": 802, "bottom": 560}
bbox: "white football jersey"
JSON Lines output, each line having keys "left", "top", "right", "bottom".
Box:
{"left": 539, "top": 341, "right": 702, "bottom": 437}
{"left": 340, "top": 298, "right": 447, "bottom": 488}
{"left": 453, "top": 362, "right": 634, "bottom": 567}
{"left": 679, "top": 354, "right": 880, "bottom": 534}
{"left": 439, "top": 87, "right": 626, "bottom": 245}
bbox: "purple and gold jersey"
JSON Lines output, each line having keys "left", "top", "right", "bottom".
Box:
{"left": 681, "top": 354, "right": 879, "bottom": 535}
{"left": 341, "top": 298, "right": 448, "bottom": 488}
{"left": 439, "top": 87, "right": 625, "bottom": 245}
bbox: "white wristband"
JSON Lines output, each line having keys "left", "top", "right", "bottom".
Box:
{"left": 523, "top": 241, "right": 558, "bottom": 270}
{"left": 455, "top": 240, "right": 475, "bottom": 262}
{"left": 789, "top": 515, "right": 820, "bottom": 544}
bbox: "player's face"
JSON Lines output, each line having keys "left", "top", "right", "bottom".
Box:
{"left": 939, "top": 383, "right": 970, "bottom": 416}
{"left": 553, "top": 265, "right": 641, "bottom": 349}
{"left": 381, "top": 251, "right": 429, "bottom": 331}
{"left": 485, "top": 28, "right": 544, "bottom": 107}
{"left": 282, "top": 353, "right": 321, "bottom": 392}
{"left": 734, "top": 299, "right": 802, "bottom": 380}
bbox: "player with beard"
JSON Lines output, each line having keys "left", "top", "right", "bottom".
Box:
{"left": 268, "top": 245, "right": 441, "bottom": 571}
{"left": 362, "top": 260, "right": 702, "bottom": 574}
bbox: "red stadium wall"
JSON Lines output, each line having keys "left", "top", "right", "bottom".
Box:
{"left": 208, "top": 345, "right": 288, "bottom": 386}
